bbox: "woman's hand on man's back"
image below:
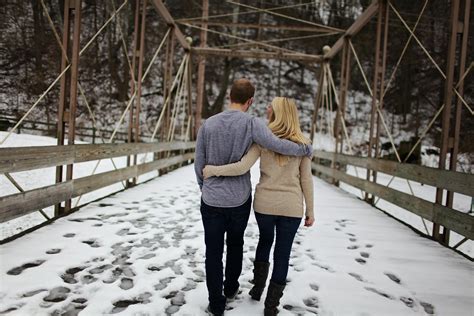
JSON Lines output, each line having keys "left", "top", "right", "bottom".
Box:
{"left": 203, "top": 165, "right": 216, "bottom": 179}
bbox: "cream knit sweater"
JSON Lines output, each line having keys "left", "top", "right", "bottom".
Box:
{"left": 203, "top": 144, "right": 314, "bottom": 219}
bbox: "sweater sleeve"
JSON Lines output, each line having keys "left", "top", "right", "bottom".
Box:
{"left": 194, "top": 124, "right": 206, "bottom": 189}
{"left": 300, "top": 157, "right": 314, "bottom": 218}
{"left": 204, "top": 144, "right": 261, "bottom": 177}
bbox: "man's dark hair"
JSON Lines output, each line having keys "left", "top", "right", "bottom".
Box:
{"left": 230, "top": 79, "right": 255, "bottom": 104}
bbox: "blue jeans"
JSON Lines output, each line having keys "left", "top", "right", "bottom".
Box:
{"left": 200, "top": 196, "right": 252, "bottom": 314}
{"left": 254, "top": 212, "right": 301, "bottom": 285}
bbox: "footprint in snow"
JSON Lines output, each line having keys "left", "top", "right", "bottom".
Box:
{"left": 420, "top": 301, "right": 435, "bottom": 314}
{"left": 116, "top": 228, "right": 130, "bottom": 236}
{"left": 384, "top": 272, "right": 401, "bottom": 284}
{"left": 364, "top": 287, "right": 394, "bottom": 300}
{"left": 7, "top": 260, "right": 46, "bottom": 276}
{"left": 360, "top": 251, "right": 370, "bottom": 258}
{"left": 400, "top": 296, "right": 416, "bottom": 308}
{"left": 0, "top": 304, "right": 25, "bottom": 314}
{"left": 61, "top": 266, "right": 88, "bottom": 284}
{"left": 81, "top": 274, "right": 97, "bottom": 284}
{"left": 119, "top": 278, "right": 134, "bottom": 290}
{"left": 355, "top": 258, "right": 366, "bottom": 265}
{"left": 138, "top": 253, "right": 156, "bottom": 260}
{"left": 306, "top": 252, "right": 316, "bottom": 260}
{"left": 103, "top": 267, "right": 123, "bottom": 284}
{"left": 348, "top": 272, "right": 365, "bottom": 282}
{"left": 89, "top": 264, "right": 113, "bottom": 274}
{"left": 46, "top": 248, "right": 61, "bottom": 254}
{"left": 52, "top": 302, "right": 86, "bottom": 316}
{"left": 43, "top": 286, "right": 71, "bottom": 303}
{"left": 111, "top": 292, "right": 152, "bottom": 314}
{"left": 81, "top": 239, "right": 101, "bottom": 248}
{"left": 22, "top": 289, "right": 47, "bottom": 298}
{"left": 309, "top": 283, "right": 319, "bottom": 291}
{"left": 283, "top": 304, "right": 314, "bottom": 314}
{"left": 181, "top": 280, "right": 197, "bottom": 291}
{"left": 312, "top": 262, "right": 335, "bottom": 273}
{"left": 303, "top": 296, "right": 319, "bottom": 308}
{"left": 154, "top": 277, "right": 175, "bottom": 291}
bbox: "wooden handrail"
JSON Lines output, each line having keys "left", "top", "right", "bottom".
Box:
{"left": 313, "top": 150, "right": 474, "bottom": 197}
{"left": 0, "top": 141, "right": 196, "bottom": 174}
{"left": 0, "top": 152, "right": 195, "bottom": 223}
{"left": 312, "top": 162, "right": 474, "bottom": 240}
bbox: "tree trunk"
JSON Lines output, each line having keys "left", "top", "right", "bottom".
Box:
{"left": 202, "top": 58, "right": 233, "bottom": 118}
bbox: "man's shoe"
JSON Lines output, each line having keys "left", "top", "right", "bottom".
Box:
{"left": 206, "top": 304, "right": 224, "bottom": 316}
{"left": 225, "top": 288, "right": 241, "bottom": 301}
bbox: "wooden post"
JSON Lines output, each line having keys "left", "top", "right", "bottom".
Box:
{"left": 366, "top": 0, "right": 387, "bottom": 203}
{"left": 333, "top": 38, "right": 352, "bottom": 186}
{"left": 64, "top": 0, "right": 82, "bottom": 212}
{"left": 195, "top": 0, "right": 208, "bottom": 136}
{"left": 162, "top": 31, "right": 175, "bottom": 142}
{"left": 434, "top": 0, "right": 468, "bottom": 245}
{"left": 127, "top": 0, "right": 141, "bottom": 187}
{"left": 55, "top": 0, "right": 81, "bottom": 215}
{"left": 55, "top": 0, "right": 72, "bottom": 216}
{"left": 339, "top": 38, "right": 352, "bottom": 154}
{"left": 334, "top": 38, "right": 351, "bottom": 154}
{"left": 131, "top": 0, "right": 147, "bottom": 184}
{"left": 311, "top": 61, "right": 325, "bottom": 144}
{"left": 186, "top": 51, "right": 194, "bottom": 140}
{"left": 373, "top": 0, "right": 389, "bottom": 161}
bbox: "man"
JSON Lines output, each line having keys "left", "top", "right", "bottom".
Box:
{"left": 194, "top": 79, "right": 312, "bottom": 315}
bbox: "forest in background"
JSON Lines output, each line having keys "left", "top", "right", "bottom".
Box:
{"left": 0, "top": 0, "right": 472, "bottom": 165}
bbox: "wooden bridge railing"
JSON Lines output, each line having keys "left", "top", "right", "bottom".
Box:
{"left": 312, "top": 150, "right": 474, "bottom": 241}
{"left": 0, "top": 142, "right": 195, "bottom": 224}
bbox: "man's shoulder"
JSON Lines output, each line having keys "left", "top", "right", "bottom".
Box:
{"left": 207, "top": 110, "right": 252, "bottom": 125}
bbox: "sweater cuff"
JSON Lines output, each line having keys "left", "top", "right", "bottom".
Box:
{"left": 210, "top": 166, "right": 221, "bottom": 177}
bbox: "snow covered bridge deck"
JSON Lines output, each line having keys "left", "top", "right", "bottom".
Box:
{"left": 0, "top": 164, "right": 472, "bottom": 316}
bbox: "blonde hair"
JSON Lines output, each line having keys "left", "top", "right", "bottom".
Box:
{"left": 268, "top": 97, "right": 310, "bottom": 165}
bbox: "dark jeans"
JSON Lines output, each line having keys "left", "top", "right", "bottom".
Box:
{"left": 200, "top": 196, "right": 252, "bottom": 313}
{"left": 254, "top": 212, "right": 301, "bottom": 285}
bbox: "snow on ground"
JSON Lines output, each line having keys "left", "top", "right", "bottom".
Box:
{"left": 311, "top": 130, "right": 473, "bottom": 257}
{"left": 1, "top": 164, "right": 473, "bottom": 316}
{"left": 339, "top": 165, "right": 473, "bottom": 257}
{"left": 0, "top": 132, "right": 157, "bottom": 240}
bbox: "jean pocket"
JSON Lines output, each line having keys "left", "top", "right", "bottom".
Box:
{"left": 200, "top": 205, "right": 221, "bottom": 220}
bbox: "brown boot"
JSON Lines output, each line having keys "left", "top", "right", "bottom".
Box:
{"left": 248, "top": 261, "right": 270, "bottom": 301}
{"left": 264, "top": 281, "right": 285, "bottom": 316}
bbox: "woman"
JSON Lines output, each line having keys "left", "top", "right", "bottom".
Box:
{"left": 203, "top": 97, "right": 314, "bottom": 316}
